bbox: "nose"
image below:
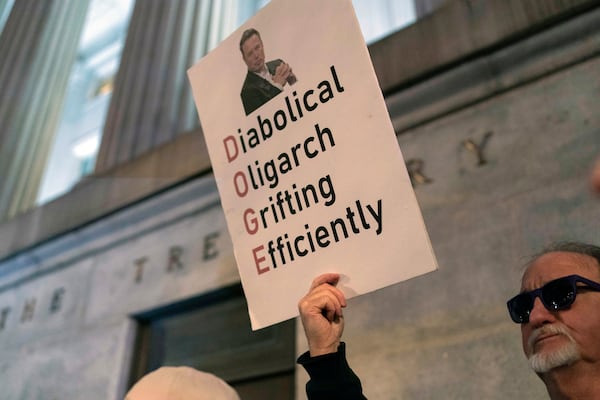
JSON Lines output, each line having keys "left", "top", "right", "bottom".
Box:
{"left": 527, "top": 297, "right": 556, "bottom": 327}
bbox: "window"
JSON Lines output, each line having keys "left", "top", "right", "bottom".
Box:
{"left": 0, "top": 0, "right": 15, "bottom": 34}
{"left": 36, "top": 0, "right": 266, "bottom": 206}
{"left": 36, "top": 0, "right": 135, "bottom": 205}
{"left": 35, "top": 0, "right": 414, "bottom": 206}
{"left": 354, "top": 0, "right": 416, "bottom": 43}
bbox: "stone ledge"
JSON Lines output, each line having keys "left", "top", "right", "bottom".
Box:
{"left": 370, "top": 0, "right": 599, "bottom": 93}
{"left": 0, "top": 129, "right": 211, "bottom": 262}
{"left": 386, "top": 5, "right": 600, "bottom": 132}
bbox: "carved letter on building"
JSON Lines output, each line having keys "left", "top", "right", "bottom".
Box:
{"left": 462, "top": 131, "right": 493, "bottom": 166}
{"left": 49, "top": 288, "right": 66, "bottom": 314}
{"left": 406, "top": 159, "right": 433, "bottom": 187}
{"left": 0, "top": 307, "right": 10, "bottom": 330}
{"left": 167, "top": 246, "right": 184, "bottom": 272}
{"left": 134, "top": 257, "right": 148, "bottom": 283}
{"left": 21, "top": 298, "right": 36, "bottom": 323}
{"left": 203, "top": 232, "right": 220, "bottom": 261}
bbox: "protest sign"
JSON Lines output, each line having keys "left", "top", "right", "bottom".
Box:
{"left": 188, "top": 0, "right": 437, "bottom": 330}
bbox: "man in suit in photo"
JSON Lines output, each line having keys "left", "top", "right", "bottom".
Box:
{"left": 239, "top": 28, "right": 297, "bottom": 115}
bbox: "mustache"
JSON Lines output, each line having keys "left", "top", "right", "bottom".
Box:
{"left": 527, "top": 324, "right": 575, "bottom": 352}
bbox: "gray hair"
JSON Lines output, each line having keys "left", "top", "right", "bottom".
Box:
{"left": 527, "top": 241, "right": 600, "bottom": 270}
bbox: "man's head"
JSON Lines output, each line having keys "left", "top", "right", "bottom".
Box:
{"left": 125, "top": 366, "right": 240, "bottom": 400}
{"left": 240, "top": 28, "right": 265, "bottom": 73}
{"left": 510, "top": 242, "right": 600, "bottom": 375}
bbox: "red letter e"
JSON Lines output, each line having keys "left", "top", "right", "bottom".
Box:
{"left": 253, "top": 245, "right": 270, "bottom": 275}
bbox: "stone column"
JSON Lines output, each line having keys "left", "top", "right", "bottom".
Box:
{"left": 95, "top": 0, "right": 236, "bottom": 173}
{"left": 0, "top": 0, "right": 90, "bottom": 222}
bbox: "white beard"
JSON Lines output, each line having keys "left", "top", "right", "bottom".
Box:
{"left": 527, "top": 324, "right": 581, "bottom": 373}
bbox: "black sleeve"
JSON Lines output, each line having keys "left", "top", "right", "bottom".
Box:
{"left": 297, "top": 342, "right": 367, "bottom": 400}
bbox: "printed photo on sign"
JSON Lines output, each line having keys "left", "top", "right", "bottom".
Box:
{"left": 239, "top": 28, "right": 298, "bottom": 115}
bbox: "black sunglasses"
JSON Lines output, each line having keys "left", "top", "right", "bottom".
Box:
{"left": 507, "top": 274, "right": 600, "bottom": 324}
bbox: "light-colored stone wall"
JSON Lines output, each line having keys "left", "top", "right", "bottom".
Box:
{"left": 0, "top": 177, "right": 239, "bottom": 399}
{"left": 0, "top": 2, "right": 599, "bottom": 400}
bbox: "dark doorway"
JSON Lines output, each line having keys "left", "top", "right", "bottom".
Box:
{"left": 128, "top": 284, "right": 295, "bottom": 399}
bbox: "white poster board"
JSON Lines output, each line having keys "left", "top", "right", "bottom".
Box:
{"left": 188, "top": 0, "right": 437, "bottom": 330}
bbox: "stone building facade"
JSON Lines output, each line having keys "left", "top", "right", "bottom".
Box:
{"left": 0, "top": 1, "right": 599, "bottom": 399}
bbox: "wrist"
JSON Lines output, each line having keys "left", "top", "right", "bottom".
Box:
{"left": 309, "top": 341, "right": 340, "bottom": 357}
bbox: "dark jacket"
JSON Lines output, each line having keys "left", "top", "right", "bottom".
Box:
{"left": 240, "top": 59, "right": 285, "bottom": 115}
{"left": 297, "top": 343, "right": 367, "bottom": 400}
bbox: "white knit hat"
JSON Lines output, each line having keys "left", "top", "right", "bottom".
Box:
{"left": 125, "top": 366, "right": 240, "bottom": 400}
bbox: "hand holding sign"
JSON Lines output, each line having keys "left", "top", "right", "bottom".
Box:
{"left": 298, "top": 273, "right": 346, "bottom": 357}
